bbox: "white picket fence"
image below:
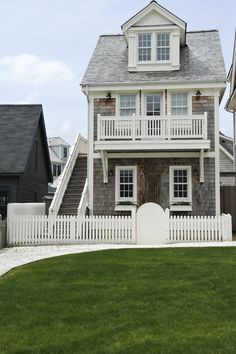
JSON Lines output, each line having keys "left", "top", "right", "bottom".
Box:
{"left": 7, "top": 214, "right": 135, "bottom": 246}
{"left": 7, "top": 211, "right": 232, "bottom": 246}
{"left": 169, "top": 214, "right": 232, "bottom": 243}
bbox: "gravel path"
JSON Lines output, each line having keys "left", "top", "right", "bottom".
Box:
{"left": 0, "top": 242, "right": 236, "bottom": 277}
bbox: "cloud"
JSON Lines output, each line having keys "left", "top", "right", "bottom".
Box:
{"left": 0, "top": 54, "right": 74, "bottom": 86}
{"left": 18, "top": 90, "right": 41, "bottom": 104}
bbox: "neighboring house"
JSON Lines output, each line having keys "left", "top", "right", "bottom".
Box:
{"left": 80, "top": 1, "right": 226, "bottom": 216}
{"left": 48, "top": 137, "right": 70, "bottom": 182}
{"left": 220, "top": 133, "right": 234, "bottom": 186}
{"left": 0, "top": 105, "right": 52, "bottom": 219}
{"left": 225, "top": 30, "right": 236, "bottom": 180}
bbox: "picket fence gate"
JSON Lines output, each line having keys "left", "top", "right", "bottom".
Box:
{"left": 7, "top": 214, "right": 135, "bottom": 246}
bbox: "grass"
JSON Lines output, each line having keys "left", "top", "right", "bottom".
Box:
{"left": 1, "top": 248, "right": 236, "bottom": 354}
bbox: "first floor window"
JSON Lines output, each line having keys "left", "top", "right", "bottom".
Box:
{"left": 119, "top": 94, "right": 136, "bottom": 116}
{"left": 53, "top": 164, "right": 62, "bottom": 177}
{"left": 138, "top": 33, "right": 152, "bottom": 62}
{"left": 171, "top": 93, "right": 188, "bottom": 115}
{"left": 115, "top": 166, "right": 137, "bottom": 203}
{"left": 170, "top": 166, "right": 192, "bottom": 204}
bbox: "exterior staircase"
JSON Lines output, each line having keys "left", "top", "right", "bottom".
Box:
{"left": 59, "top": 156, "right": 87, "bottom": 215}
{"left": 49, "top": 135, "right": 88, "bottom": 217}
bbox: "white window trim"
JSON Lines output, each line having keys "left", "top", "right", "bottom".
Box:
{"left": 156, "top": 32, "right": 171, "bottom": 63}
{"left": 144, "top": 93, "right": 163, "bottom": 116}
{"left": 167, "top": 91, "right": 192, "bottom": 115}
{"left": 115, "top": 166, "right": 137, "bottom": 204}
{"left": 116, "top": 93, "right": 139, "bottom": 117}
{"left": 137, "top": 31, "right": 171, "bottom": 65}
{"left": 169, "top": 166, "right": 192, "bottom": 209}
{"left": 140, "top": 91, "right": 165, "bottom": 116}
{"left": 137, "top": 33, "right": 152, "bottom": 63}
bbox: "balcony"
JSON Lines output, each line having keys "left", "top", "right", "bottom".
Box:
{"left": 95, "top": 113, "right": 210, "bottom": 151}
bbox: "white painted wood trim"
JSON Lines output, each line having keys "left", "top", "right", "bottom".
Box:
{"left": 88, "top": 93, "right": 94, "bottom": 214}
{"left": 200, "top": 149, "right": 204, "bottom": 183}
{"left": 86, "top": 82, "right": 226, "bottom": 93}
{"left": 169, "top": 165, "right": 192, "bottom": 205}
{"left": 214, "top": 91, "right": 220, "bottom": 215}
{"left": 219, "top": 145, "right": 234, "bottom": 162}
{"left": 95, "top": 140, "right": 211, "bottom": 151}
{"left": 115, "top": 166, "right": 137, "bottom": 204}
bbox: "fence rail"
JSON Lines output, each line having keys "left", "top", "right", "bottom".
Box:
{"left": 169, "top": 214, "right": 232, "bottom": 243}
{"left": 7, "top": 212, "right": 232, "bottom": 246}
{"left": 7, "top": 214, "right": 135, "bottom": 246}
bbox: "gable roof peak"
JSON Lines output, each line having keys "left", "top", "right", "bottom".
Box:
{"left": 121, "top": 1, "right": 187, "bottom": 45}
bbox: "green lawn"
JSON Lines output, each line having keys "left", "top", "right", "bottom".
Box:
{"left": 1, "top": 248, "right": 236, "bottom": 354}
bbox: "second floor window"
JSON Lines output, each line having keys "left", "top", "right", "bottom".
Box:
{"left": 146, "top": 94, "right": 161, "bottom": 116}
{"left": 171, "top": 93, "right": 188, "bottom": 115}
{"left": 157, "top": 33, "right": 170, "bottom": 61}
{"left": 138, "top": 33, "right": 152, "bottom": 62}
{"left": 119, "top": 94, "right": 136, "bottom": 116}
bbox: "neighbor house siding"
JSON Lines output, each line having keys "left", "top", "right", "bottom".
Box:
{"left": 220, "top": 150, "right": 234, "bottom": 185}
{"left": 0, "top": 176, "right": 19, "bottom": 203}
{"left": 93, "top": 157, "right": 216, "bottom": 216}
{"left": 20, "top": 119, "right": 49, "bottom": 203}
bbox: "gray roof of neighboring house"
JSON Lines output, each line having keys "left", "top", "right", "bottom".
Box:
{"left": 48, "top": 137, "right": 70, "bottom": 147}
{"left": 220, "top": 134, "right": 234, "bottom": 156}
{"left": 0, "top": 105, "right": 52, "bottom": 179}
{"left": 81, "top": 30, "right": 226, "bottom": 86}
{"left": 49, "top": 146, "right": 67, "bottom": 164}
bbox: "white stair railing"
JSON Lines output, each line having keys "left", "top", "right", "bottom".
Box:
{"left": 49, "top": 134, "right": 87, "bottom": 216}
{"left": 77, "top": 178, "right": 88, "bottom": 216}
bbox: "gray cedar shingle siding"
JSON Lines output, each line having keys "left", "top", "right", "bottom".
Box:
{"left": 93, "top": 157, "right": 215, "bottom": 216}
{"left": 81, "top": 31, "right": 226, "bottom": 86}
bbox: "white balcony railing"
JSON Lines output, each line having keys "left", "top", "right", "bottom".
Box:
{"left": 97, "top": 113, "right": 208, "bottom": 141}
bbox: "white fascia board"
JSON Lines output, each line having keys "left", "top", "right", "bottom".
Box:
{"left": 93, "top": 151, "right": 215, "bottom": 159}
{"left": 94, "top": 140, "right": 211, "bottom": 151}
{"left": 122, "top": 2, "right": 186, "bottom": 34}
{"left": 87, "top": 82, "right": 227, "bottom": 92}
{"left": 219, "top": 133, "right": 233, "bottom": 142}
{"left": 219, "top": 145, "right": 234, "bottom": 161}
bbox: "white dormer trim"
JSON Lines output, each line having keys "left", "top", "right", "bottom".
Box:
{"left": 128, "top": 26, "right": 181, "bottom": 72}
{"left": 122, "top": 1, "right": 186, "bottom": 45}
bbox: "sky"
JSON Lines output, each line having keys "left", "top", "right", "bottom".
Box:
{"left": 0, "top": 0, "right": 235, "bottom": 144}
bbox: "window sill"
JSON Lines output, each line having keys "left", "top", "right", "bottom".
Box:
{"left": 115, "top": 203, "right": 137, "bottom": 212}
{"left": 170, "top": 204, "right": 192, "bottom": 212}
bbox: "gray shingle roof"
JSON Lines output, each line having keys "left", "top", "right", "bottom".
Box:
{"left": 48, "top": 137, "right": 70, "bottom": 147}
{"left": 81, "top": 30, "right": 226, "bottom": 86}
{"left": 0, "top": 105, "right": 48, "bottom": 174}
{"left": 220, "top": 135, "right": 233, "bottom": 156}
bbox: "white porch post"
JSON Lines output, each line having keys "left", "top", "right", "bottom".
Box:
{"left": 214, "top": 91, "right": 220, "bottom": 215}
{"left": 199, "top": 149, "right": 204, "bottom": 183}
{"left": 88, "top": 92, "right": 94, "bottom": 214}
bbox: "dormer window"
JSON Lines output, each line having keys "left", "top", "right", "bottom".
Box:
{"left": 63, "top": 147, "right": 68, "bottom": 159}
{"left": 157, "top": 33, "right": 170, "bottom": 61}
{"left": 138, "top": 34, "right": 151, "bottom": 62}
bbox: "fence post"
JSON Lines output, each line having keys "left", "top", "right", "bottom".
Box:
{"left": 131, "top": 207, "right": 137, "bottom": 244}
